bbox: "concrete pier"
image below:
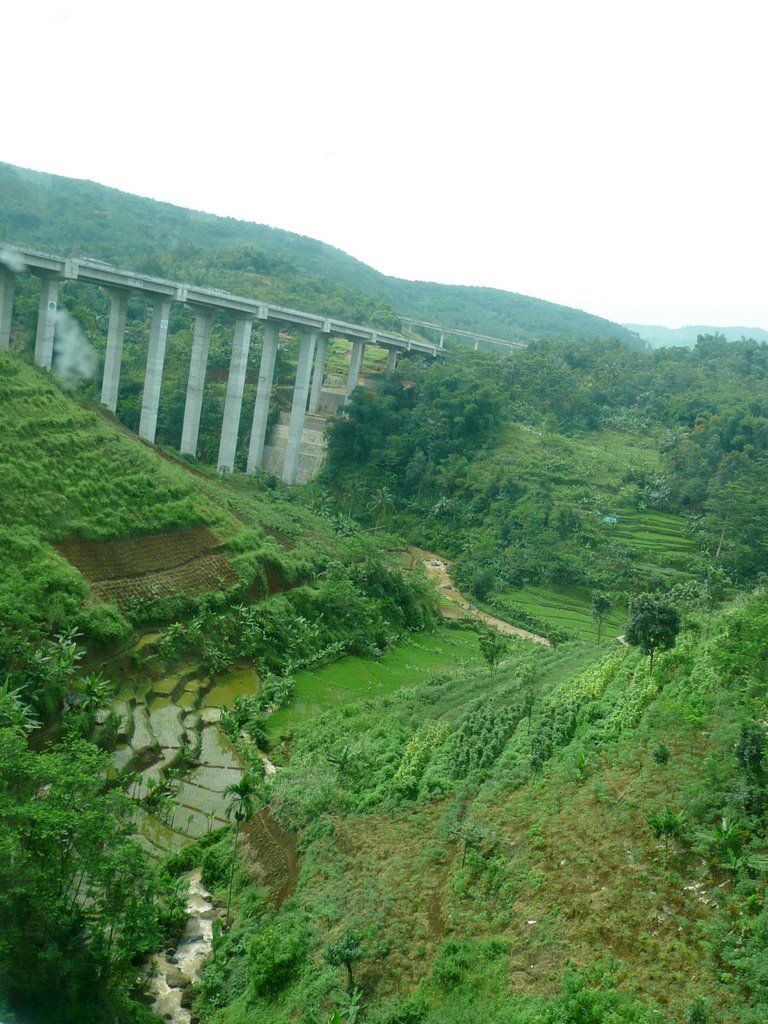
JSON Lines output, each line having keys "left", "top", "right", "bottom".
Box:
{"left": 246, "top": 323, "right": 279, "bottom": 473}
{"left": 180, "top": 309, "right": 213, "bottom": 457}
{"left": 139, "top": 298, "right": 172, "bottom": 443}
{"left": 217, "top": 316, "right": 253, "bottom": 473}
{"left": 0, "top": 270, "right": 14, "bottom": 350}
{"left": 345, "top": 339, "right": 365, "bottom": 403}
{"left": 100, "top": 289, "right": 129, "bottom": 412}
{"left": 386, "top": 348, "right": 397, "bottom": 372}
{"left": 308, "top": 333, "right": 329, "bottom": 413}
{"left": 34, "top": 276, "right": 59, "bottom": 369}
{"left": 282, "top": 330, "right": 317, "bottom": 485}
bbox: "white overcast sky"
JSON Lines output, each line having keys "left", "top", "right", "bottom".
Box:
{"left": 3, "top": 0, "right": 766, "bottom": 328}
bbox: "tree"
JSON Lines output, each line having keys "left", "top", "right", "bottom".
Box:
{"left": 366, "top": 485, "right": 394, "bottom": 529}
{"left": 0, "top": 681, "right": 40, "bottom": 734}
{"left": 517, "top": 657, "right": 538, "bottom": 728}
{"left": 325, "top": 930, "right": 364, "bottom": 991}
{"left": 591, "top": 592, "right": 612, "bottom": 644}
{"left": 478, "top": 630, "right": 509, "bottom": 679}
{"left": 625, "top": 595, "right": 680, "bottom": 670}
{"left": 224, "top": 774, "right": 257, "bottom": 928}
{"left": 0, "top": 730, "right": 165, "bottom": 1021}
{"left": 450, "top": 822, "right": 498, "bottom": 867}
{"left": 734, "top": 722, "right": 766, "bottom": 783}
{"left": 648, "top": 807, "right": 686, "bottom": 864}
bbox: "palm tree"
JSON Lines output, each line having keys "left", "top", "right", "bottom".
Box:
{"left": 366, "top": 485, "right": 394, "bottom": 529}
{"left": 224, "top": 774, "right": 257, "bottom": 927}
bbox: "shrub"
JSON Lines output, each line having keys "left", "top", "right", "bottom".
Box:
{"left": 248, "top": 919, "right": 309, "bottom": 997}
{"left": 201, "top": 834, "right": 233, "bottom": 890}
{"left": 77, "top": 602, "right": 132, "bottom": 647}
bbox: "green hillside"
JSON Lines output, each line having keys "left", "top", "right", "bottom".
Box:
{"left": 0, "top": 161, "right": 636, "bottom": 345}
{"left": 0, "top": 349, "right": 434, "bottom": 658}
{"left": 187, "top": 591, "right": 768, "bottom": 1024}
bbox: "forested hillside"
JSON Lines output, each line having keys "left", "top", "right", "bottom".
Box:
{"left": 0, "top": 162, "right": 637, "bottom": 344}
{"left": 323, "top": 335, "right": 768, "bottom": 638}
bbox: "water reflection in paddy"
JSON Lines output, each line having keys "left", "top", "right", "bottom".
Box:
{"left": 112, "top": 664, "right": 260, "bottom": 857}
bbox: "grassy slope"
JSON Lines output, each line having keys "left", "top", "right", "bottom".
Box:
{"left": 490, "top": 584, "right": 628, "bottom": 641}
{"left": 210, "top": 596, "right": 768, "bottom": 1024}
{"left": 0, "top": 349, "right": 375, "bottom": 635}
{"left": 0, "top": 161, "right": 636, "bottom": 343}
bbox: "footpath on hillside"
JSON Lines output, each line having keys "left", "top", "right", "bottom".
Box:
{"left": 405, "top": 548, "right": 550, "bottom": 646}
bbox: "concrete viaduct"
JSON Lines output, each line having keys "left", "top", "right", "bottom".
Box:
{"left": 0, "top": 246, "right": 442, "bottom": 484}
{"left": 398, "top": 316, "right": 527, "bottom": 353}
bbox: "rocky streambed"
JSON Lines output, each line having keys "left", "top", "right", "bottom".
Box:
{"left": 145, "top": 868, "right": 220, "bottom": 1024}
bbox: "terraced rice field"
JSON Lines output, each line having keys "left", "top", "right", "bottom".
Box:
{"left": 609, "top": 509, "right": 695, "bottom": 567}
{"left": 110, "top": 627, "right": 482, "bottom": 853}
{"left": 499, "top": 512, "right": 693, "bottom": 640}
{"left": 499, "top": 585, "right": 627, "bottom": 641}
{"left": 111, "top": 665, "right": 260, "bottom": 856}
{"left": 266, "top": 624, "right": 482, "bottom": 741}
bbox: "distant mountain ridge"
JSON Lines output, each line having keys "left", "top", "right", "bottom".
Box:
{"left": 624, "top": 323, "right": 768, "bottom": 348}
{"left": 0, "top": 161, "right": 637, "bottom": 345}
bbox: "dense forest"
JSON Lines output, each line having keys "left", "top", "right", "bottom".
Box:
{"left": 3, "top": 169, "right": 768, "bottom": 1024}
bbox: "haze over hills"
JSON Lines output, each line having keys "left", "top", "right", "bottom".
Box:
{"left": 0, "top": 161, "right": 638, "bottom": 346}
{"left": 624, "top": 323, "right": 768, "bottom": 348}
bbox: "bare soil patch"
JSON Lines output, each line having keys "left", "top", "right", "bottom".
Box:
{"left": 56, "top": 526, "right": 238, "bottom": 604}
{"left": 241, "top": 808, "right": 298, "bottom": 909}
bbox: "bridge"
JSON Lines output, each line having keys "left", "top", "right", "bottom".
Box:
{"left": 399, "top": 316, "right": 528, "bottom": 352}
{"left": 0, "top": 246, "right": 442, "bottom": 484}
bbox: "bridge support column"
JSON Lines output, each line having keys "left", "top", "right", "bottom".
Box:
{"left": 217, "top": 315, "right": 253, "bottom": 473}
{"left": 308, "top": 332, "right": 329, "bottom": 413}
{"left": 100, "top": 289, "right": 129, "bottom": 412}
{"left": 345, "top": 339, "right": 365, "bottom": 403}
{"left": 282, "top": 329, "right": 316, "bottom": 485}
{"left": 139, "top": 298, "right": 171, "bottom": 443}
{"left": 180, "top": 308, "right": 213, "bottom": 457}
{"left": 34, "top": 275, "right": 59, "bottom": 369}
{"left": 0, "top": 269, "right": 14, "bottom": 350}
{"left": 473, "top": 339, "right": 479, "bottom": 352}
{"left": 386, "top": 348, "right": 397, "bottom": 372}
{"left": 439, "top": 333, "right": 445, "bottom": 349}
{"left": 246, "top": 322, "right": 279, "bottom": 473}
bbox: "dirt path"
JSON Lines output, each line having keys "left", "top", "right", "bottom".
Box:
{"left": 408, "top": 547, "right": 550, "bottom": 646}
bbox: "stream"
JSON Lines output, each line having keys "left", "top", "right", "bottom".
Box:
{"left": 145, "top": 868, "right": 217, "bottom": 1024}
